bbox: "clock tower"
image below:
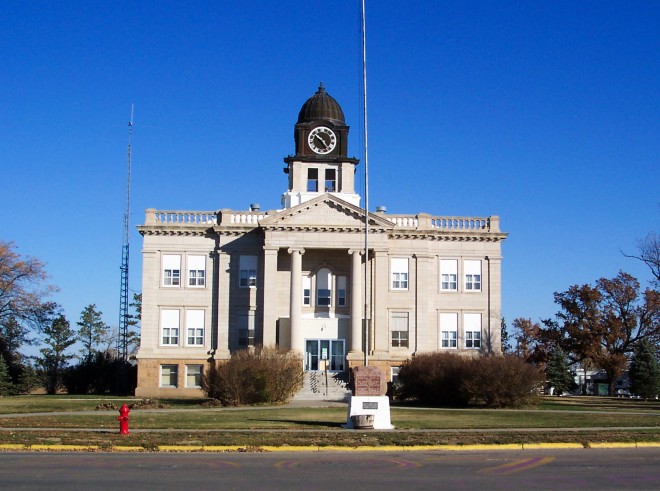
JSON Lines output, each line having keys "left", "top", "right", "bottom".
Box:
{"left": 282, "top": 84, "right": 360, "bottom": 208}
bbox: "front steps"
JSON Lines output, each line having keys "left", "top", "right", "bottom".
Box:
{"left": 293, "top": 371, "right": 351, "bottom": 401}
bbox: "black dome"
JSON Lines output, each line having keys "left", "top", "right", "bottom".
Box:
{"left": 297, "top": 83, "right": 345, "bottom": 125}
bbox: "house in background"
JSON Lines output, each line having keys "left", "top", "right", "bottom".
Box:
{"left": 135, "top": 85, "right": 508, "bottom": 397}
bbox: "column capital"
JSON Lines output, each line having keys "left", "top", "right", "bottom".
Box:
{"left": 287, "top": 247, "right": 305, "bottom": 255}
{"left": 413, "top": 253, "right": 435, "bottom": 260}
{"left": 348, "top": 248, "right": 364, "bottom": 256}
{"left": 263, "top": 246, "right": 279, "bottom": 253}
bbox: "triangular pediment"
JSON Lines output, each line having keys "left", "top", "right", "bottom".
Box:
{"left": 259, "top": 194, "right": 393, "bottom": 230}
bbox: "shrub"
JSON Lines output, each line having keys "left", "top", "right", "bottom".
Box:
{"left": 462, "top": 355, "right": 544, "bottom": 408}
{"left": 203, "top": 346, "right": 303, "bottom": 406}
{"left": 397, "top": 352, "right": 542, "bottom": 408}
{"left": 397, "top": 352, "right": 470, "bottom": 407}
{"left": 64, "top": 352, "right": 137, "bottom": 394}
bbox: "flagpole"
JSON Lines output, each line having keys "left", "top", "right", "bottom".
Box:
{"left": 361, "top": 0, "right": 369, "bottom": 366}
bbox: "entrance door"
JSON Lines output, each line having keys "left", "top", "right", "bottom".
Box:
{"left": 305, "top": 339, "right": 345, "bottom": 371}
{"left": 305, "top": 340, "right": 319, "bottom": 371}
{"left": 330, "top": 339, "right": 345, "bottom": 371}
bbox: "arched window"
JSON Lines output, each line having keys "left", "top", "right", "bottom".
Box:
{"left": 316, "top": 268, "right": 332, "bottom": 306}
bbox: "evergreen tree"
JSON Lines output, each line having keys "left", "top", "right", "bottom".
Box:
{"left": 126, "top": 293, "right": 141, "bottom": 358}
{"left": 545, "top": 348, "right": 574, "bottom": 395}
{"left": 77, "top": 304, "right": 109, "bottom": 362}
{"left": 0, "top": 355, "right": 15, "bottom": 396}
{"left": 0, "top": 315, "right": 29, "bottom": 385}
{"left": 500, "top": 318, "right": 512, "bottom": 353}
{"left": 38, "top": 314, "right": 76, "bottom": 394}
{"left": 629, "top": 339, "right": 660, "bottom": 399}
{"left": 16, "top": 363, "right": 39, "bottom": 395}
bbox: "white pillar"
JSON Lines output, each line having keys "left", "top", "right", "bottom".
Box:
{"left": 349, "top": 249, "right": 363, "bottom": 355}
{"left": 262, "top": 247, "right": 279, "bottom": 346}
{"left": 288, "top": 248, "right": 304, "bottom": 354}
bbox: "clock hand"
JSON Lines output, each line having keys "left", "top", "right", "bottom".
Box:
{"left": 315, "top": 135, "right": 328, "bottom": 149}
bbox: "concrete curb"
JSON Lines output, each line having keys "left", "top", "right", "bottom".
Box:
{"left": 1, "top": 442, "right": 659, "bottom": 452}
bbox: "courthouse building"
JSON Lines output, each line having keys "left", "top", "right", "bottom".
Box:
{"left": 135, "top": 84, "right": 508, "bottom": 397}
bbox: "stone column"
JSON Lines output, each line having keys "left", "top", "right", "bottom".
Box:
{"left": 262, "top": 246, "right": 279, "bottom": 346}
{"left": 485, "top": 255, "right": 503, "bottom": 353}
{"left": 214, "top": 249, "right": 231, "bottom": 358}
{"left": 288, "top": 248, "right": 304, "bottom": 354}
{"left": 348, "top": 249, "right": 363, "bottom": 355}
{"left": 414, "top": 254, "right": 435, "bottom": 353}
{"left": 372, "top": 250, "right": 390, "bottom": 356}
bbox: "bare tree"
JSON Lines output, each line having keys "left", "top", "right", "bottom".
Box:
{"left": 624, "top": 231, "right": 660, "bottom": 288}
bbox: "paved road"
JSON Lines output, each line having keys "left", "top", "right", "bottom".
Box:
{"left": 1, "top": 449, "right": 658, "bottom": 490}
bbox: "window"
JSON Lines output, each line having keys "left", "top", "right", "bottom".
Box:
{"left": 464, "top": 313, "right": 482, "bottom": 349}
{"left": 239, "top": 255, "right": 257, "bottom": 288}
{"left": 316, "top": 268, "right": 332, "bottom": 306}
{"left": 440, "top": 259, "right": 458, "bottom": 291}
{"left": 161, "top": 309, "right": 180, "bottom": 346}
{"left": 391, "top": 311, "right": 409, "bottom": 348}
{"left": 163, "top": 254, "right": 181, "bottom": 287}
{"left": 337, "top": 276, "right": 347, "bottom": 307}
{"left": 307, "top": 168, "right": 318, "bottom": 192}
{"left": 440, "top": 312, "right": 458, "bottom": 349}
{"left": 303, "top": 275, "right": 311, "bottom": 306}
{"left": 465, "top": 331, "right": 481, "bottom": 349}
{"left": 186, "top": 309, "right": 205, "bottom": 346}
{"left": 188, "top": 255, "right": 206, "bottom": 287}
{"left": 324, "top": 169, "right": 336, "bottom": 192}
{"left": 391, "top": 258, "right": 409, "bottom": 290}
{"left": 238, "top": 311, "right": 255, "bottom": 347}
{"left": 160, "top": 364, "right": 178, "bottom": 388}
{"left": 186, "top": 365, "right": 203, "bottom": 388}
{"left": 391, "top": 366, "right": 401, "bottom": 385}
{"left": 464, "top": 260, "right": 482, "bottom": 291}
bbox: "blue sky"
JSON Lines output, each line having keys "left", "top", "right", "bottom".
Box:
{"left": 2, "top": 1, "right": 658, "bottom": 342}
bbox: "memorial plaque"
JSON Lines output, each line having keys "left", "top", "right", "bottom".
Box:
{"left": 362, "top": 401, "right": 379, "bottom": 410}
{"left": 352, "top": 366, "right": 387, "bottom": 396}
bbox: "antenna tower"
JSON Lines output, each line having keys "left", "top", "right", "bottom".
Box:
{"left": 118, "top": 105, "right": 134, "bottom": 364}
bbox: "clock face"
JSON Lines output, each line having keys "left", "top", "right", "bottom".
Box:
{"left": 308, "top": 126, "right": 337, "bottom": 155}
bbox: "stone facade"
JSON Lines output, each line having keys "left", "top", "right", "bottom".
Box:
{"left": 135, "top": 85, "right": 507, "bottom": 397}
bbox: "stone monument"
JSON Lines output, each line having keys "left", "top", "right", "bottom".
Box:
{"left": 344, "top": 366, "right": 393, "bottom": 429}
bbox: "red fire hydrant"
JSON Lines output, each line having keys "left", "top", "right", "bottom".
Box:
{"left": 118, "top": 403, "right": 130, "bottom": 435}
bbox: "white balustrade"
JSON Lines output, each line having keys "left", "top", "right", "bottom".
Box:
{"left": 388, "top": 215, "right": 491, "bottom": 231}
{"left": 148, "top": 210, "right": 216, "bottom": 225}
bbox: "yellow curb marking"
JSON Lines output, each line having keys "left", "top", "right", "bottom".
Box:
{"left": 29, "top": 445, "right": 99, "bottom": 451}
{"left": 158, "top": 445, "right": 204, "bottom": 452}
{"left": 523, "top": 443, "right": 584, "bottom": 450}
{"left": 260, "top": 445, "right": 318, "bottom": 452}
{"left": 590, "top": 442, "right": 637, "bottom": 449}
{"left": 0, "top": 441, "right": 655, "bottom": 452}
{"left": 201, "top": 446, "right": 247, "bottom": 452}
{"left": 0, "top": 444, "right": 27, "bottom": 450}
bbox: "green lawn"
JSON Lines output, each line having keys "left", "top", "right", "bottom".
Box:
{"left": 0, "top": 395, "right": 657, "bottom": 449}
